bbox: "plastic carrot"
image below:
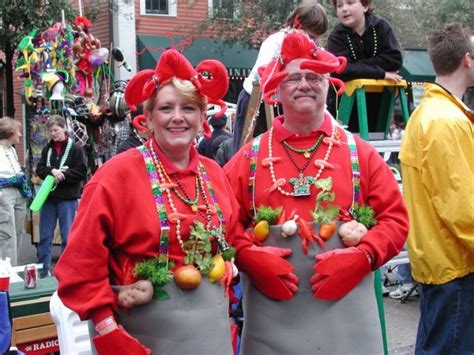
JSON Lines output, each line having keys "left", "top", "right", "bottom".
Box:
{"left": 319, "top": 222, "right": 337, "bottom": 241}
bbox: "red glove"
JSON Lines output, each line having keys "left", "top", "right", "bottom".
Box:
{"left": 311, "top": 247, "right": 371, "bottom": 301}
{"left": 93, "top": 326, "right": 152, "bottom": 355}
{"left": 236, "top": 245, "right": 298, "bottom": 300}
{"left": 220, "top": 261, "right": 234, "bottom": 297}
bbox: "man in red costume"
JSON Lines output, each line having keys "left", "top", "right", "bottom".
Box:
{"left": 225, "top": 30, "right": 408, "bottom": 354}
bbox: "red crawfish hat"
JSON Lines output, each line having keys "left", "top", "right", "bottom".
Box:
{"left": 125, "top": 49, "right": 229, "bottom": 119}
{"left": 258, "top": 30, "right": 347, "bottom": 105}
{"left": 73, "top": 16, "right": 92, "bottom": 32}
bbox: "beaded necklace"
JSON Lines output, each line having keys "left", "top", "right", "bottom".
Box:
{"left": 346, "top": 27, "right": 378, "bottom": 61}
{"left": 147, "top": 142, "right": 228, "bottom": 255}
{"left": 281, "top": 135, "right": 323, "bottom": 197}
{"left": 266, "top": 124, "right": 336, "bottom": 197}
{"left": 1, "top": 144, "right": 21, "bottom": 174}
{"left": 46, "top": 138, "right": 74, "bottom": 169}
{"left": 282, "top": 134, "right": 323, "bottom": 159}
{"left": 159, "top": 165, "right": 200, "bottom": 212}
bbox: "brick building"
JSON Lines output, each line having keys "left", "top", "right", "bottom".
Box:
{"left": 1, "top": 0, "right": 258, "bottom": 163}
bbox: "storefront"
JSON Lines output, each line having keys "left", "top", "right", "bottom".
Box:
{"left": 400, "top": 49, "right": 435, "bottom": 110}
{"left": 136, "top": 35, "right": 259, "bottom": 103}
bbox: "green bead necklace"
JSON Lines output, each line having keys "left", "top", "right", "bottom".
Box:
{"left": 282, "top": 134, "right": 324, "bottom": 158}
{"left": 346, "top": 27, "right": 378, "bottom": 61}
{"left": 172, "top": 174, "right": 200, "bottom": 209}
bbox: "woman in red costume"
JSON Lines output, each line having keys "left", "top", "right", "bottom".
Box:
{"left": 225, "top": 30, "right": 408, "bottom": 354}
{"left": 55, "top": 49, "right": 239, "bottom": 354}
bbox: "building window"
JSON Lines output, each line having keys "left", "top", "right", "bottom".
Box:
{"left": 209, "top": 0, "right": 238, "bottom": 19}
{"left": 141, "top": 0, "right": 177, "bottom": 16}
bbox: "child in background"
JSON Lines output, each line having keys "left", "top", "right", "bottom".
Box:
{"left": 231, "top": 0, "right": 329, "bottom": 154}
{"left": 326, "top": 0, "right": 403, "bottom": 133}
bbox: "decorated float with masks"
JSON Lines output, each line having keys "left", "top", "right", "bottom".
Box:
{"left": 15, "top": 16, "right": 132, "bottom": 181}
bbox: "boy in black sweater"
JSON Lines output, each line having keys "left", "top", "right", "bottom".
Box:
{"left": 326, "top": 0, "right": 403, "bottom": 133}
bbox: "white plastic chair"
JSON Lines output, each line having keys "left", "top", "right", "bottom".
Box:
{"left": 49, "top": 291, "right": 96, "bottom": 355}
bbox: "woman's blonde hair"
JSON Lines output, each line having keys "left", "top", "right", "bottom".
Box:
{"left": 0, "top": 117, "right": 22, "bottom": 140}
{"left": 144, "top": 77, "right": 208, "bottom": 113}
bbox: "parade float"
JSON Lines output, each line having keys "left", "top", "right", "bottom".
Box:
{"left": 15, "top": 16, "right": 132, "bottom": 244}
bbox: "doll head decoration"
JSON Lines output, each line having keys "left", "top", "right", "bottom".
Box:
{"left": 41, "top": 70, "right": 69, "bottom": 100}
{"left": 258, "top": 30, "right": 347, "bottom": 105}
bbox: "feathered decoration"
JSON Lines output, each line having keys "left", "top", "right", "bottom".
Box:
{"left": 73, "top": 16, "right": 92, "bottom": 32}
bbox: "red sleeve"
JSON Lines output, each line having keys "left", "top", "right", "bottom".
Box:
{"left": 355, "top": 137, "right": 409, "bottom": 269}
{"left": 201, "top": 157, "right": 245, "bottom": 249}
{"left": 223, "top": 145, "right": 256, "bottom": 256}
{"left": 55, "top": 151, "right": 160, "bottom": 322}
{"left": 55, "top": 180, "right": 117, "bottom": 321}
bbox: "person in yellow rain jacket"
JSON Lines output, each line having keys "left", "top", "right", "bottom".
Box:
{"left": 399, "top": 23, "right": 474, "bottom": 354}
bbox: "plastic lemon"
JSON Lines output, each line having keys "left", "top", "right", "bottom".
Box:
{"left": 254, "top": 220, "right": 270, "bottom": 242}
{"left": 208, "top": 254, "right": 225, "bottom": 283}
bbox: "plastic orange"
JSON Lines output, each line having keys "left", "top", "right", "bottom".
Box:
{"left": 174, "top": 264, "right": 202, "bottom": 289}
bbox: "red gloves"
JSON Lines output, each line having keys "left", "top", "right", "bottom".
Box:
{"left": 311, "top": 247, "right": 372, "bottom": 301}
{"left": 220, "top": 261, "right": 234, "bottom": 297}
{"left": 236, "top": 245, "right": 298, "bottom": 300}
{"left": 93, "top": 326, "right": 152, "bottom": 355}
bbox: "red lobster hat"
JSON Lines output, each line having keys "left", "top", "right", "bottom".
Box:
{"left": 258, "top": 30, "right": 347, "bottom": 105}
{"left": 125, "top": 49, "right": 229, "bottom": 138}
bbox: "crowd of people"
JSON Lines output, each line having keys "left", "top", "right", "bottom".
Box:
{"left": 1, "top": 0, "right": 472, "bottom": 354}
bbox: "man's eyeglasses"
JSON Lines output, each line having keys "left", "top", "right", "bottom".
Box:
{"left": 283, "top": 73, "right": 327, "bottom": 86}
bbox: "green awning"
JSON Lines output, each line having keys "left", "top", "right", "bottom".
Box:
{"left": 136, "top": 35, "right": 258, "bottom": 78}
{"left": 401, "top": 49, "right": 435, "bottom": 83}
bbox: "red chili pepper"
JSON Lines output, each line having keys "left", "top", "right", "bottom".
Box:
{"left": 297, "top": 218, "right": 316, "bottom": 254}
{"left": 168, "top": 212, "right": 187, "bottom": 223}
{"left": 338, "top": 209, "right": 353, "bottom": 222}
{"left": 314, "top": 234, "right": 325, "bottom": 248}
{"left": 301, "top": 236, "right": 308, "bottom": 255}
{"left": 275, "top": 210, "right": 286, "bottom": 225}
{"left": 287, "top": 208, "right": 297, "bottom": 221}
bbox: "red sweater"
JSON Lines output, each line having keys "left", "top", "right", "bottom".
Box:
{"left": 225, "top": 115, "right": 408, "bottom": 268}
{"left": 55, "top": 141, "right": 241, "bottom": 323}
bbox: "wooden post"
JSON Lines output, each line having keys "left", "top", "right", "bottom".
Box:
{"left": 264, "top": 101, "right": 274, "bottom": 130}
{"left": 239, "top": 81, "right": 276, "bottom": 149}
{"left": 239, "top": 81, "right": 262, "bottom": 148}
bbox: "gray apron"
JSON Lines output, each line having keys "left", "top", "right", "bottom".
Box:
{"left": 240, "top": 223, "right": 383, "bottom": 355}
{"left": 116, "top": 279, "right": 233, "bottom": 355}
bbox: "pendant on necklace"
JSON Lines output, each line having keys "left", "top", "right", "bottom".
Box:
{"left": 303, "top": 151, "right": 311, "bottom": 159}
{"left": 289, "top": 173, "right": 314, "bottom": 197}
{"left": 191, "top": 205, "right": 198, "bottom": 212}
{"left": 210, "top": 228, "right": 229, "bottom": 252}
